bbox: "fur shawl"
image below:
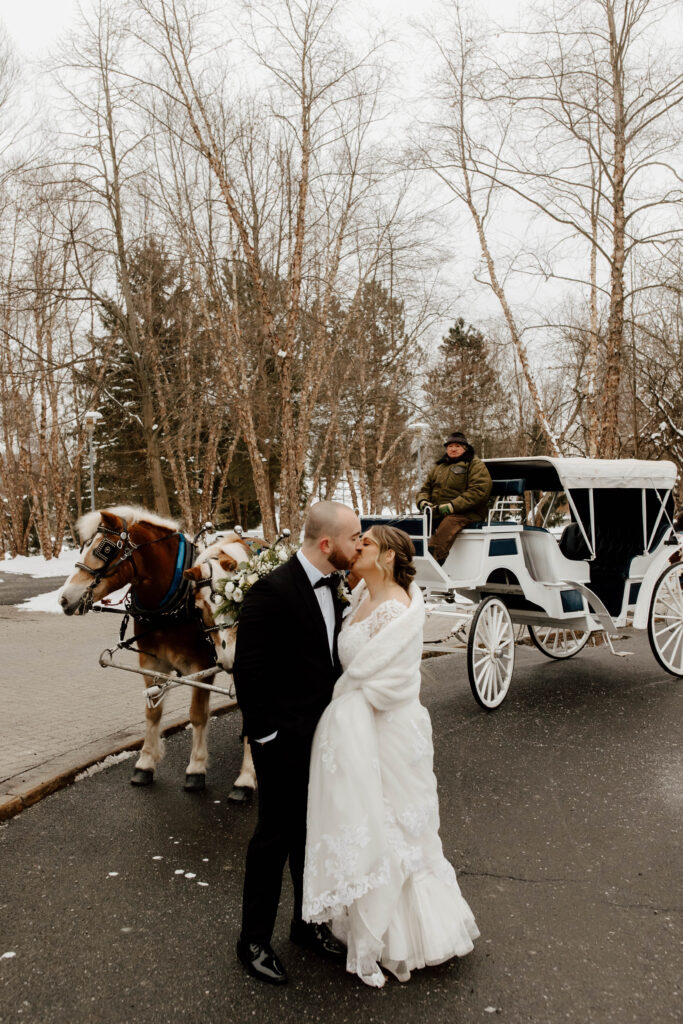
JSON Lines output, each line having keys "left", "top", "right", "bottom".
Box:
{"left": 333, "top": 581, "right": 425, "bottom": 710}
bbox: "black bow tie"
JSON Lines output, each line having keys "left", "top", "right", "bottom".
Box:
{"left": 314, "top": 574, "right": 337, "bottom": 590}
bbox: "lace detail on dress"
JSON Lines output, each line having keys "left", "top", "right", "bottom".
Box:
{"left": 407, "top": 714, "right": 431, "bottom": 763}
{"left": 303, "top": 858, "right": 391, "bottom": 922}
{"left": 318, "top": 732, "right": 338, "bottom": 774}
{"left": 349, "top": 597, "right": 409, "bottom": 636}
{"left": 338, "top": 597, "right": 409, "bottom": 670}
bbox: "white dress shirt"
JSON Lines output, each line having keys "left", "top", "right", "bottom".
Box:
{"left": 296, "top": 548, "right": 336, "bottom": 656}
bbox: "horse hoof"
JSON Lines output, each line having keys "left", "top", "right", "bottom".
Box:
{"left": 184, "top": 773, "right": 206, "bottom": 792}
{"left": 228, "top": 785, "right": 254, "bottom": 804}
{"left": 130, "top": 768, "right": 154, "bottom": 787}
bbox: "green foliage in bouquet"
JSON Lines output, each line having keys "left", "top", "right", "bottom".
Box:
{"left": 214, "top": 544, "right": 295, "bottom": 624}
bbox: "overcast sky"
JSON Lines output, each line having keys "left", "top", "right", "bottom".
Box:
{"left": 0, "top": 0, "right": 521, "bottom": 58}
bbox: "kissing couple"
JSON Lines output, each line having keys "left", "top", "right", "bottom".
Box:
{"left": 233, "top": 501, "right": 479, "bottom": 988}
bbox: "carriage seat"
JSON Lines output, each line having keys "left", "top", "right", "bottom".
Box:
{"left": 520, "top": 527, "right": 590, "bottom": 584}
{"left": 559, "top": 522, "right": 591, "bottom": 561}
{"left": 360, "top": 515, "right": 428, "bottom": 556}
{"left": 462, "top": 477, "right": 526, "bottom": 529}
{"left": 490, "top": 478, "right": 525, "bottom": 498}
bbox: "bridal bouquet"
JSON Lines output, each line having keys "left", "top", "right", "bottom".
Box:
{"left": 214, "top": 543, "right": 294, "bottom": 624}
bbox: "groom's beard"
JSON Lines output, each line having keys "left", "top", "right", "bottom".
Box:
{"left": 328, "top": 543, "right": 356, "bottom": 572}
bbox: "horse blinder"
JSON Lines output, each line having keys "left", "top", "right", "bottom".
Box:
{"left": 75, "top": 523, "right": 132, "bottom": 581}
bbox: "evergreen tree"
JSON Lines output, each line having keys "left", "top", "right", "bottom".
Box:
{"left": 423, "top": 318, "right": 507, "bottom": 459}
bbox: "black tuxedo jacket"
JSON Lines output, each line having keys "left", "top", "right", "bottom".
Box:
{"left": 233, "top": 554, "right": 344, "bottom": 742}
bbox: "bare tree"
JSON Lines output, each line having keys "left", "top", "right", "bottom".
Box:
{"left": 422, "top": 5, "right": 561, "bottom": 455}
{"left": 126, "top": 0, "right": 401, "bottom": 535}
{"left": 428, "top": 0, "right": 683, "bottom": 457}
{"left": 53, "top": 1, "right": 173, "bottom": 515}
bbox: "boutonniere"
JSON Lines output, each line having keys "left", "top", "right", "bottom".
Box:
{"left": 335, "top": 573, "right": 352, "bottom": 606}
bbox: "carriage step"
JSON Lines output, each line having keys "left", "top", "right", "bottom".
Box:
{"left": 130, "top": 768, "right": 154, "bottom": 786}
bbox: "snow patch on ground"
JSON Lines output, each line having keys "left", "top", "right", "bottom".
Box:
{"left": 18, "top": 584, "right": 130, "bottom": 614}
{"left": 74, "top": 750, "right": 135, "bottom": 782}
{"left": 17, "top": 589, "right": 65, "bottom": 614}
{"left": 1, "top": 549, "right": 80, "bottom": 577}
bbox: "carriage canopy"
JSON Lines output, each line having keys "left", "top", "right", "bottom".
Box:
{"left": 483, "top": 456, "right": 678, "bottom": 562}
{"left": 483, "top": 456, "right": 677, "bottom": 492}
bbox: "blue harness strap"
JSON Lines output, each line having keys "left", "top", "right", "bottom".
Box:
{"left": 130, "top": 533, "right": 196, "bottom": 617}
{"left": 157, "top": 533, "right": 188, "bottom": 610}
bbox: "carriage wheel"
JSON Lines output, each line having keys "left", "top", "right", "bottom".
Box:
{"left": 648, "top": 562, "right": 683, "bottom": 676}
{"left": 528, "top": 625, "right": 590, "bottom": 660}
{"left": 467, "top": 596, "right": 515, "bottom": 709}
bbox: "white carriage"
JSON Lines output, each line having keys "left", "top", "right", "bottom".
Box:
{"left": 362, "top": 457, "right": 683, "bottom": 709}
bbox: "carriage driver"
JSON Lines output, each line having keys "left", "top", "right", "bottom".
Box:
{"left": 416, "top": 430, "right": 492, "bottom": 565}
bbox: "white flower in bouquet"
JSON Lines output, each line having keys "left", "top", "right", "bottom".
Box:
{"left": 214, "top": 541, "right": 294, "bottom": 622}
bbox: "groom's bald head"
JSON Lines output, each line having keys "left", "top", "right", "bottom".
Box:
{"left": 302, "top": 501, "right": 362, "bottom": 573}
{"left": 304, "top": 501, "right": 352, "bottom": 542}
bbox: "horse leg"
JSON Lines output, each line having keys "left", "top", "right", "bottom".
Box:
{"left": 184, "top": 684, "right": 211, "bottom": 792}
{"left": 131, "top": 666, "right": 168, "bottom": 787}
{"left": 228, "top": 735, "right": 256, "bottom": 803}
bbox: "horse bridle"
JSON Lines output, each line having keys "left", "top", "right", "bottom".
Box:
{"left": 75, "top": 519, "right": 183, "bottom": 612}
{"left": 193, "top": 562, "right": 232, "bottom": 639}
{"left": 194, "top": 562, "right": 221, "bottom": 602}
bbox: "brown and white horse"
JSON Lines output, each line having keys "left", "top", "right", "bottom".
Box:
{"left": 59, "top": 506, "right": 250, "bottom": 793}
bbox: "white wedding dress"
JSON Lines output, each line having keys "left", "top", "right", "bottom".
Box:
{"left": 303, "top": 581, "right": 479, "bottom": 986}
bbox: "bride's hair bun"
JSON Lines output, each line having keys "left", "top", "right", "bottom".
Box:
{"left": 367, "top": 525, "right": 416, "bottom": 593}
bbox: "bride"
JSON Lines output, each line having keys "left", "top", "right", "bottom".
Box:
{"left": 302, "top": 525, "right": 479, "bottom": 987}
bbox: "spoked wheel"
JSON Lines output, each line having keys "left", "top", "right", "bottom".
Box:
{"left": 467, "top": 596, "right": 515, "bottom": 709}
{"left": 648, "top": 562, "right": 683, "bottom": 676}
{"left": 528, "top": 625, "right": 590, "bottom": 659}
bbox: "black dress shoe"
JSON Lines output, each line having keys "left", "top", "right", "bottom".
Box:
{"left": 289, "top": 920, "right": 346, "bottom": 960}
{"left": 236, "top": 938, "right": 288, "bottom": 985}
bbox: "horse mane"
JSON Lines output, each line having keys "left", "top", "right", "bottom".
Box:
{"left": 77, "top": 506, "right": 182, "bottom": 542}
{"left": 195, "top": 533, "right": 250, "bottom": 565}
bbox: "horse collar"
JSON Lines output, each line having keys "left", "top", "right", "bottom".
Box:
{"left": 127, "top": 533, "right": 197, "bottom": 620}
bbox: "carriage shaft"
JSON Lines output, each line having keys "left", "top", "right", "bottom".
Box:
{"left": 98, "top": 651, "right": 234, "bottom": 698}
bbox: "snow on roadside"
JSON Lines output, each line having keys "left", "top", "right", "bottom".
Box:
{"left": 17, "top": 589, "right": 66, "bottom": 614}
{"left": 16, "top": 580, "right": 130, "bottom": 614}
{"left": 1, "top": 549, "right": 80, "bottom": 577}
{"left": 18, "top": 583, "right": 130, "bottom": 614}
{"left": 74, "top": 751, "right": 135, "bottom": 782}
{"left": 0, "top": 549, "right": 132, "bottom": 612}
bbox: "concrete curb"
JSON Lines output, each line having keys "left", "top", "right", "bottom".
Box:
{"left": 0, "top": 699, "right": 239, "bottom": 824}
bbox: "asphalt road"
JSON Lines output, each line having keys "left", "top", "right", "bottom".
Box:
{"left": 1, "top": 635, "right": 681, "bottom": 1024}
{"left": 0, "top": 575, "right": 66, "bottom": 606}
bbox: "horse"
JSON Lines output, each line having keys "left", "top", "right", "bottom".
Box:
{"left": 182, "top": 533, "right": 258, "bottom": 801}
{"left": 59, "top": 506, "right": 251, "bottom": 794}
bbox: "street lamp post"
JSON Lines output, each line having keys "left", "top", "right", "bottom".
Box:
{"left": 84, "top": 411, "right": 103, "bottom": 511}
{"left": 408, "top": 421, "right": 429, "bottom": 507}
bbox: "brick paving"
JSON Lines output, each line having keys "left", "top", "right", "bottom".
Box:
{"left": 0, "top": 605, "right": 236, "bottom": 821}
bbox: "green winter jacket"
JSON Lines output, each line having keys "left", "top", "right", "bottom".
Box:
{"left": 416, "top": 449, "right": 492, "bottom": 522}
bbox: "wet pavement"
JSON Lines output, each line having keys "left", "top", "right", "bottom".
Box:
{"left": 0, "top": 628, "right": 681, "bottom": 1024}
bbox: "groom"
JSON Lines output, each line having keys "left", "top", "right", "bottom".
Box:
{"left": 233, "top": 501, "right": 363, "bottom": 985}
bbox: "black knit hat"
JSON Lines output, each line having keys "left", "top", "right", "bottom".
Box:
{"left": 444, "top": 431, "right": 468, "bottom": 448}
